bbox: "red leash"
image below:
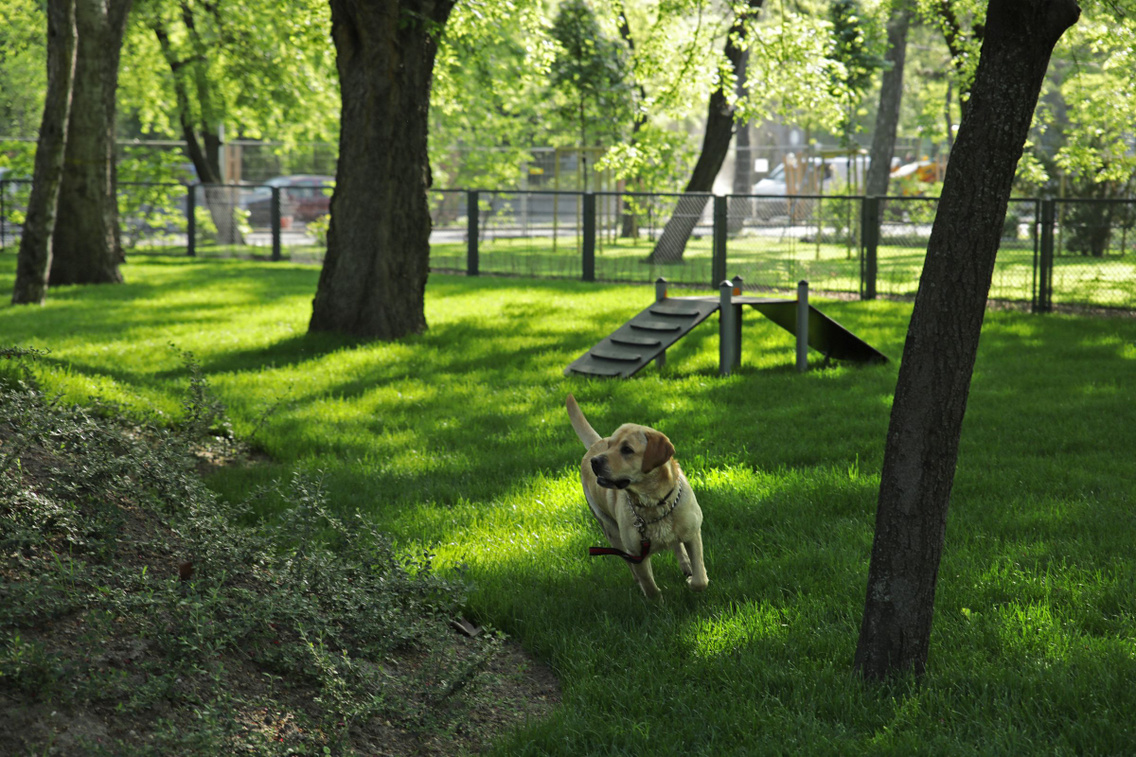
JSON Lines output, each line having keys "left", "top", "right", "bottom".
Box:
{"left": 589, "top": 539, "right": 652, "bottom": 564}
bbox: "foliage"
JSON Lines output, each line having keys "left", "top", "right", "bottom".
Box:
{"left": 547, "top": 0, "right": 635, "bottom": 151}
{"left": 307, "top": 213, "right": 330, "bottom": 248}
{"left": 0, "top": 349, "right": 539, "bottom": 755}
{"left": 430, "top": 0, "right": 551, "bottom": 189}
{"left": 827, "top": 0, "right": 886, "bottom": 142}
{"left": 739, "top": 4, "right": 853, "bottom": 136}
{"left": 116, "top": 146, "right": 192, "bottom": 248}
{"left": 0, "top": 0, "right": 45, "bottom": 136}
{"left": 119, "top": 0, "right": 337, "bottom": 151}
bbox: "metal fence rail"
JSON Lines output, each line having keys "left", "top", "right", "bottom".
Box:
{"left": 430, "top": 189, "right": 1136, "bottom": 313}
{"left": 1, "top": 179, "right": 1133, "bottom": 313}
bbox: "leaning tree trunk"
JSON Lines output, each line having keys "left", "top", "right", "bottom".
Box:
{"left": 309, "top": 0, "right": 456, "bottom": 339}
{"left": 50, "top": 0, "right": 132, "bottom": 286}
{"left": 864, "top": 0, "right": 911, "bottom": 199}
{"left": 12, "top": 0, "right": 77, "bottom": 305}
{"left": 854, "top": 0, "right": 1080, "bottom": 680}
{"left": 646, "top": 0, "right": 762, "bottom": 264}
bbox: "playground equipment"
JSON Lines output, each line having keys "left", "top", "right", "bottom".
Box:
{"left": 564, "top": 278, "right": 888, "bottom": 378}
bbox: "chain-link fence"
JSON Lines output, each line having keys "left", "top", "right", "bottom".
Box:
{"left": 430, "top": 189, "right": 1136, "bottom": 312}
{"left": 3, "top": 179, "right": 1134, "bottom": 313}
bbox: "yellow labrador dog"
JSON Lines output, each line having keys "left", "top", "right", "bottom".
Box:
{"left": 566, "top": 394, "right": 708, "bottom": 598}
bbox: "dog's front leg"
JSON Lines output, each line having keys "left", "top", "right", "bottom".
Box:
{"left": 673, "top": 542, "right": 693, "bottom": 577}
{"left": 683, "top": 532, "right": 709, "bottom": 591}
{"left": 629, "top": 557, "right": 661, "bottom": 599}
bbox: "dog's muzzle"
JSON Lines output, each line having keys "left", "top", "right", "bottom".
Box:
{"left": 592, "top": 456, "right": 630, "bottom": 489}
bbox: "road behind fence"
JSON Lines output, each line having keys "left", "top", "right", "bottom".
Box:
{"left": 1, "top": 179, "right": 1133, "bottom": 313}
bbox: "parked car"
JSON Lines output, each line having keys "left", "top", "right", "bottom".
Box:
{"left": 750, "top": 155, "right": 898, "bottom": 219}
{"left": 240, "top": 175, "right": 334, "bottom": 226}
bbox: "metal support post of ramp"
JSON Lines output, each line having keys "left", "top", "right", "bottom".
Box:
{"left": 796, "top": 280, "right": 809, "bottom": 373}
{"left": 719, "top": 280, "right": 737, "bottom": 376}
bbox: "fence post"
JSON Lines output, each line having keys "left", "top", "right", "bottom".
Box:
{"left": 582, "top": 192, "right": 596, "bottom": 282}
{"left": 467, "top": 190, "right": 479, "bottom": 276}
{"left": 712, "top": 195, "right": 728, "bottom": 288}
{"left": 187, "top": 184, "right": 197, "bottom": 257}
{"left": 270, "top": 186, "right": 282, "bottom": 261}
{"left": 796, "top": 280, "right": 809, "bottom": 373}
{"left": 1035, "top": 197, "right": 1055, "bottom": 313}
{"left": 860, "top": 195, "right": 879, "bottom": 300}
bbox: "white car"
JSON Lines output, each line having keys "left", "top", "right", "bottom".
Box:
{"left": 750, "top": 156, "right": 893, "bottom": 219}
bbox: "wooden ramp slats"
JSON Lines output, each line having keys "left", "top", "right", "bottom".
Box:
{"left": 611, "top": 335, "right": 663, "bottom": 348}
{"left": 565, "top": 297, "right": 721, "bottom": 378}
{"left": 589, "top": 346, "right": 643, "bottom": 362}
{"left": 630, "top": 319, "right": 684, "bottom": 333}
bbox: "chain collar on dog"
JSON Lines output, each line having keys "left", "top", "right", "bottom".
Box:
{"left": 627, "top": 480, "right": 682, "bottom": 539}
{"left": 588, "top": 480, "right": 682, "bottom": 564}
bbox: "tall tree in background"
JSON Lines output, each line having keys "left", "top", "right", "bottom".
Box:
{"left": 309, "top": 0, "right": 455, "bottom": 339}
{"left": 827, "top": 0, "right": 885, "bottom": 149}
{"left": 854, "top": 0, "right": 1079, "bottom": 680}
{"left": 12, "top": 0, "right": 76, "bottom": 305}
{"left": 124, "top": 0, "right": 336, "bottom": 245}
{"left": 49, "top": 0, "right": 132, "bottom": 286}
{"left": 647, "top": 0, "right": 762, "bottom": 264}
{"left": 926, "top": 0, "right": 985, "bottom": 148}
{"left": 864, "top": 0, "right": 913, "bottom": 198}
{"left": 547, "top": 0, "right": 632, "bottom": 191}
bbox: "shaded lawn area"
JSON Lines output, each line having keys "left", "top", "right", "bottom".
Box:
{"left": 2, "top": 250, "right": 1136, "bottom": 754}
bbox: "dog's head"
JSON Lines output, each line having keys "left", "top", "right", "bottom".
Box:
{"left": 589, "top": 423, "right": 675, "bottom": 490}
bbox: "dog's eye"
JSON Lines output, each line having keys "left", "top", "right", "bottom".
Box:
{"left": 621, "top": 444, "right": 634, "bottom": 456}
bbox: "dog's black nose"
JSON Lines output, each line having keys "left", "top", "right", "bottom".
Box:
{"left": 591, "top": 456, "right": 606, "bottom": 475}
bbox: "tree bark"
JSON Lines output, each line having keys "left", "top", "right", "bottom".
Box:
{"left": 150, "top": 10, "right": 244, "bottom": 245}
{"left": 309, "top": 0, "right": 455, "bottom": 339}
{"left": 12, "top": 0, "right": 77, "bottom": 305}
{"left": 616, "top": 5, "right": 647, "bottom": 239}
{"left": 50, "top": 0, "right": 132, "bottom": 286}
{"left": 646, "top": 0, "right": 762, "bottom": 264}
{"left": 864, "top": 0, "right": 912, "bottom": 198}
{"left": 854, "top": 0, "right": 1079, "bottom": 680}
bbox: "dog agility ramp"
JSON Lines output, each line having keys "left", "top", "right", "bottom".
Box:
{"left": 565, "top": 279, "right": 888, "bottom": 379}
{"left": 747, "top": 300, "right": 888, "bottom": 364}
{"left": 564, "top": 298, "right": 721, "bottom": 378}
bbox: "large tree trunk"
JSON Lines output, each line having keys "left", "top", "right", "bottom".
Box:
{"left": 309, "top": 0, "right": 455, "bottom": 339}
{"left": 646, "top": 0, "right": 762, "bottom": 264}
{"left": 854, "top": 0, "right": 1079, "bottom": 680}
{"left": 50, "top": 0, "right": 132, "bottom": 286}
{"left": 864, "top": 0, "right": 911, "bottom": 198}
{"left": 12, "top": 0, "right": 77, "bottom": 305}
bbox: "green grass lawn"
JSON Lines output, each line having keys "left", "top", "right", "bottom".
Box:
{"left": 2, "top": 250, "right": 1136, "bottom": 754}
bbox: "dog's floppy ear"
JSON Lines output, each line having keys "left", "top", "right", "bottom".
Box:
{"left": 641, "top": 430, "right": 675, "bottom": 473}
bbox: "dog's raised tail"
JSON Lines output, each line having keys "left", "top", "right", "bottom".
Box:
{"left": 566, "top": 394, "right": 602, "bottom": 448}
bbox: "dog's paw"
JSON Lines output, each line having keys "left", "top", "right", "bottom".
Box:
{"left": 686, "top": 576, "right": 709, "bottom": 592}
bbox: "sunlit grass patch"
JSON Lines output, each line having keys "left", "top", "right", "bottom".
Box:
{"left": 2, "top": 251, "right": 1136, "bottom": 754}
